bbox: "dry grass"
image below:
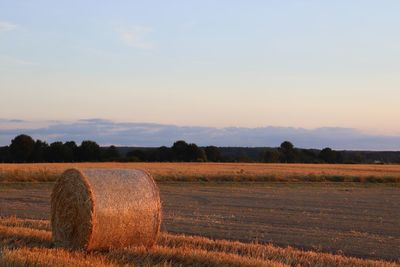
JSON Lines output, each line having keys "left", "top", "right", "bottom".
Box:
{"left": 0, "top": 217, "right": 397, "bottom": 267}
{"left": 0, "top": 216, "right": 49, "bottom": 231}
{"left": 158, "top": 233, "right": 398, "bottom": 267}
{"left": 1, "top": 162, "right": 400, "bottom": 183}
{"left": 0, "top": 247, "right": 118, "bottom": 267}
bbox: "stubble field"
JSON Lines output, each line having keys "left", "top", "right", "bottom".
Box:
{"left": 1, "top": 162, "right": 400, "bottom": 183}
{"left": 0, "top": 163, "right": 399, "bottom": 266}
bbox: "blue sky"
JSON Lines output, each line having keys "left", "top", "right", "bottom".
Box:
{"left": 1, "top": 1, "right": 400, "bottom": 136}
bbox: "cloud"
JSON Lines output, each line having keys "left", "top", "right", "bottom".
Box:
{"left": 78, "top": 118, "right": 114, "bottom": 124}
{"left": 0, "top": 119, "right": 26, "bottom": 123}
{"left": 0, "top": 55, "right": 36, "bottom": 67}
{"left": 1, "top": 119, "right": 400, "bottom": 150}
{"left": 115, "top": 26, "right": 154, "bottom": 49}
{"left": 0, "top": 21, "right": 16, "bottom": 32}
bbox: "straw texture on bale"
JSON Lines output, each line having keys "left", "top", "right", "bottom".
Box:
{"left": 51, "top": 168, "right": 161, "bottom": 250}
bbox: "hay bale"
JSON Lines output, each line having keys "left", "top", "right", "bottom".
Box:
{"left": 51, "top": 168, "right": 161, "bottom": 250}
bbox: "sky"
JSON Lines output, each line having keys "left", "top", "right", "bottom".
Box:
{"left": 1, "top": 1, "right": 400, "bottom": 145}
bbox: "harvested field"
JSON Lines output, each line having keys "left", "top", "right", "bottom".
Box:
{"left": 0, "top": 217, "right": 397, "bottom": 267}
{"left": 0, "top": 182, "right": 399, "bottom": 262}
{"left": 1, "top": 163, "right": 400, "bottom": 183}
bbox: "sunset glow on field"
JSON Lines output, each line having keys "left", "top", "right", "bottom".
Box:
{"left": 1, "top": 1, "right": 399, "bottom": 266}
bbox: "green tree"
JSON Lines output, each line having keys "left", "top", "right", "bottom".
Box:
{"left": 319, "top": 147, "right": 335, "bottom": 163}
{"left": 171, "top": 140, "right": 206, "bottom": 162}
{"left": 78, "top": 140, "right": 101, "bottom": 161}
{"left": 171, "top": 140, "right": 189, "bottom": 161}
{"left": 102, "top": 145, "right": 120, "bottom": 161}
{"left": 32, "top": 140, "right": 48, "bottom": 162}
{"left": 262, "top": 149, "right": 280, "bottom": 163}
{"left": 48, "top": 142, "right": 68, "bottom": 162}
{"left": 296, "top": 149, "right": 319, "bottom": 163}
{"left": 126, "top": 149, "right": 146, "bottom": 161}
{"left": 155, "top": 146, "right": 172, "bottom": 162}
{"left": 0, "top": 146, "right": 10, "bottom": 162}
{"left": 9, "top": 134, "right": 35, "bottom": 162}
{"left": 279, "top": 141, "right": 296, "bottom": 163}
{"left": 205, "top": 146, "right": 221, "bottom": 162}
{"left": 349, "top": 152, "right": 365, "bottom": 164}
{"left": 63, "top": 141, "right": 78, "bottom": 162}
{"left": 188, "top": 143, "right": 207, "bottom": 162}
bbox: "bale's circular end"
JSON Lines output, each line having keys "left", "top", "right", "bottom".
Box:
{"left": 51, "top": 168, "right": 161, "bottom": 250}
{"left": 51, "top": 169, "right": 94, "bottom": 250}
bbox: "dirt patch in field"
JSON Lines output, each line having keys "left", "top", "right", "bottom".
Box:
{"left": 0, "top": 183, "right": 399, "bottom": 261}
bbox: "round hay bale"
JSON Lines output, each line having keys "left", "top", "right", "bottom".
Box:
{"left": 51, "top": 168, "right": 161, "bottom": 250}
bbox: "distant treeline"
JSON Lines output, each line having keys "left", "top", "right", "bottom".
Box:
{"left": 0, "top": 134, "right": 400, "bottom": 164}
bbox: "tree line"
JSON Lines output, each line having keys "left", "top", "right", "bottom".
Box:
{"left": 0, "top": 134, "right": 398, "bottom": 163}
{"left": 0, "top": 135, "right": 209, "bottom": 163}
{"left": 0, "top": 134, "right": 118, "bottom": 163}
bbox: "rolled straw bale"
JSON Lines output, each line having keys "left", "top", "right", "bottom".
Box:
{"left": 51, "top": 168, "right": 161, "bottom": 250}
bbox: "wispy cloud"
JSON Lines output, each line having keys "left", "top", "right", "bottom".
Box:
{"left": 115, "top": 26, "right": 154, "bottom": 49}
{"left": 0, "top": 21, "right": 17, "bottom": 32}
{"left": 0, "top": 55, "right": 36, "bottom": 66}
